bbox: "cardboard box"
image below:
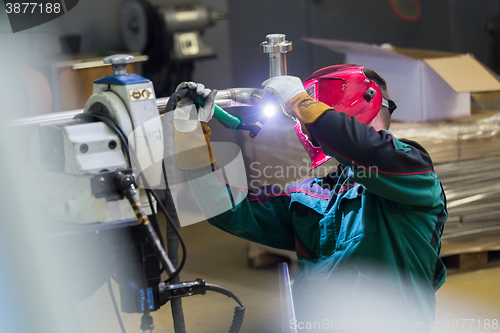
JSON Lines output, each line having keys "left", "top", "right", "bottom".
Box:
{"left": 303, "top": 38, "right": 500, "bottom": 122}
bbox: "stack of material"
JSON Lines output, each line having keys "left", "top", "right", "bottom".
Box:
{"left": 242, "top": 111, "right": 500, "bottom": 240}
{"left": 389, "top": 110, "right": 500, "bottom": 164}
{"left": 434, "top": 156, "right": 500, "bottom": 239}
{"left": 390, "top": 111, "right": 500, "bottom": 239}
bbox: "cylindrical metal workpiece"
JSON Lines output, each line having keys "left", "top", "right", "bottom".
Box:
{"left": 260, "top": 34, "right": 293, "bottom": 77}
{"left": 5, "top": 88, "right": 260, "bottom": 131}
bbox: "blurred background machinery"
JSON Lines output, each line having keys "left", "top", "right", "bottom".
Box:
{"left": 120, "top": 0, "right": 227, "bottom": 97}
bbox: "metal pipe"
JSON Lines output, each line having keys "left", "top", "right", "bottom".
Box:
{"left": 155, "top": 88, "right": 259, "bottom": 114}
{"left": 261, "top": 34, "right": 293, "bottom": 77}
{"left": 5, "top": 88, "right": 259, "bottom": 131}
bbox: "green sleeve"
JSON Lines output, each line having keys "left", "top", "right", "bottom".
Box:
{"left": 185, "top": 165, "right": 295, "bottom": 250}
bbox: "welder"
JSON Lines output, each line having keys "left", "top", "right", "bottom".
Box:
{"left": 173, "top": 65, "right": 447, "bottom": 332}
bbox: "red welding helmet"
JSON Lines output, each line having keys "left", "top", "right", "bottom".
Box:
{"left": 298, "top": 64, "right": 390, "bottom": 170}
{"left": 303, "top": 64, "right": 383, "bottom": 124}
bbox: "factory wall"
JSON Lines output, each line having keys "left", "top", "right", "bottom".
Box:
{"left": 3, "top": 1, "right": 498, "bottom": 105}
{"left": 228, "top": 0, "right": 500, "bottom": 87}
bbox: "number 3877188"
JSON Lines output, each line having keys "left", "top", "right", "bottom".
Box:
{"left": 5, "top": 2, "right": 61, "bottom": 14}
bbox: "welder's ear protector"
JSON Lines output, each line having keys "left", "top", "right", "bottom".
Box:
{"left": 382, "top": 98, "right": 397, "bottom": 114}
{"left": 297, "top": 64, "right": 397, "bottom": 170}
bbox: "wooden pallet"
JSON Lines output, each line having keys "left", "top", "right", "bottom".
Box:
{"left": 441, "top": 250, "right": 500, "bottom": 274}
{"left": 441, "top": 234, "right": 500, "bottom": 274}
{"left": 247, "top": 242, "right": 296, "bottom": 269}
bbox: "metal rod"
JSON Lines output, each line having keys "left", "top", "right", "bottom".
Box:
{"left": 279, "top": 262, "right": 297, "bottom": 333}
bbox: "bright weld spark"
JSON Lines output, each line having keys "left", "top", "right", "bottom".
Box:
{"left": 262, "top": 103, "right": 278, "bottom": 118}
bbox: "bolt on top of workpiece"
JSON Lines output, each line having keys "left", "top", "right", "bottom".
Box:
{"left": 261, "top": 34, "right": 293, "bottom": 54}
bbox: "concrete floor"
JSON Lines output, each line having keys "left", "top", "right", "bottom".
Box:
{"left": 75, "top": 220, "right": 500, "bottom": 333}
{"left": 435, "top": 267, "right": 500, "bottom": 333}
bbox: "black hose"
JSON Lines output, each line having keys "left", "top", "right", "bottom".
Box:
{"left": 148, "top": 190, "right": 186, "bottom": 283}
{"left": 160, "top": 161, "right": 186, "bottom": 283}
{"left": 164, "top": 88, "right": 196, "bottom": 114}
{"left": 228, "top": 307, "right": 245, "bottom": 333}
{"left": 162, "top": 160, "right": 186, "bottom": 333}
{"left": 205, "top": 284, "right": 245, "bottom": 333}
{"left": 74, "top": 112, "right": 131, "bottom": 164}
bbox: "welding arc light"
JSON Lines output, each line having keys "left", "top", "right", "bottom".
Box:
{"left": 262, "top": 103, "right": 278, "bottom": 119}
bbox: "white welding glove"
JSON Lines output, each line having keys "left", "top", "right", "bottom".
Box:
{"left": 261, "top": 76, "right": 307, "bottom": 104}
{"left": 263, "top": 75, "right": 331, "bottom": 125}
{"left": 174, "top": 81, "right": 217, "bottom": 123}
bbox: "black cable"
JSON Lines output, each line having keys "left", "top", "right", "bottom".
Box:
{"left": 107, "top": 279, "right": 127, "bottom": 333}
{"left": 145, "top": 188, "right": 167, "bottom": 253}
{"left": 148, "top": 189, "right": 186, "bottom": 284}
{"left": 161, "top": 160, "right": 186, "bottom": 279}
{"left": 74, "top": 113, "right": 131, "bottom": 164}
{"left": 160, "top": 159, "right": 186, "bottom": 333}
{"left": 228, "top": 307, "right": 245, "bottom": 333}
{"left": 205, "top": 284, "right": 244, "bottom": 308}
{"left": 205, "top": 284, "right": 245, "bottom": 333}
{"left": 74, "top": 111, "right": 187, "bottom": 281}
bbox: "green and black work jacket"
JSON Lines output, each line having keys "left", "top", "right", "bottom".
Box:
{"left": 187, "top": 110, "right": 447, "bottom": 329}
